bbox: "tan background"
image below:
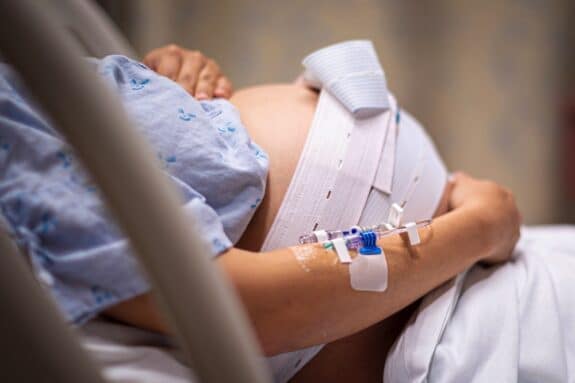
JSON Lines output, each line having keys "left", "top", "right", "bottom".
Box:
{"left": 100, "top": 0, "right": 575, "bottom": 224}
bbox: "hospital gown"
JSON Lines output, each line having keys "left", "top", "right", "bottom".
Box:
{"left": 0, "top": 55, "right": 269, "bottom": 324}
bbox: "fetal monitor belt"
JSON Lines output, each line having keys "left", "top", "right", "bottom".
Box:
{"left": 261, "top": 90, "right": 398, "bottom": 251}
{"left": 302, "top": 40, "right": 390, "bottom": 118}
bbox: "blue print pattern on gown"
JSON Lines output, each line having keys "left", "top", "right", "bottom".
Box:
{"left": 0, "top": 55, "right": 269, "bottom": 324}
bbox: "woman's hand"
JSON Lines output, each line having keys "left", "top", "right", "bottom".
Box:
{"left": 448, "top": 172, "right": 521, "bottom": 264}
{"left": 143, "top": 44, "right": 233, "bottom": 100}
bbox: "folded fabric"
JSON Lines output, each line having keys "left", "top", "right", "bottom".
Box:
{"left": 302, "top": 40, "right": 390, "bottom": 118}
{"left": 385, "top": 225, "right": 575, "bottom": 382}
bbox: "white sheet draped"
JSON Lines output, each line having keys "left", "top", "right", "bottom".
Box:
{"left": 385, "top": 225, "right": 575, "bottom": 382}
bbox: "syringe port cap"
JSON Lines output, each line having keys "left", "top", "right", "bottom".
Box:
{"left": 359, "top": 246, "right": 382, "bottom": 255}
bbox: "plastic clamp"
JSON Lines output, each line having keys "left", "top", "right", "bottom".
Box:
{"left": 332, "top": 237, "right": 352, "bottom": 263}
{"left": 387, "top": 203, "right": 403, "bottom": 227}
{"left": 404, "top": 222, "right": 421, "bottom": 246}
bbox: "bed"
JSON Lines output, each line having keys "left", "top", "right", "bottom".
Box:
{"left": 2, "top": 1, "right": 575, "bottom": 382}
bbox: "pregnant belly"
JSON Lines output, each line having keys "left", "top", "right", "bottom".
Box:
{"left": 231, "top": 84, "right": 318, "bottom": 251}
{"left": 231, "top": 84, "right": 450, "bottom": 251}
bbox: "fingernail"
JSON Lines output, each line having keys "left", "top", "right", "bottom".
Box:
{"left": 196, "top": 92, "right": 208, "bottom": 100}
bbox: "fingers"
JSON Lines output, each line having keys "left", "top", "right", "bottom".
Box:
{"left": 142, "top": 48, "right": 161, "bottom": 69}
{"left": 143, "top": 44, "right": 234, "bottom": 99}
{"left": 143, "top": 45, "right": 183, "bottom": 81}
{"left": 194, "top": 59, "right": 220, "bottom": 100}
{"left": 214, "top": 76, "right": 233, "bottom": 98}
{"left": 156, "top": 53, "right": 182, "bottom": 81}
{"left": 176, "top": 51, "right": 206, "bottom": 95}
{"left": 449, "top": 171, "right": 470, "bottom": 183}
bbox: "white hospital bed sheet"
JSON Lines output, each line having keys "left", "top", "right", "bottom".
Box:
{"left": 80, "top": 319, "right": 197, "bottom": 383}
{"left": 385, "top": 225, "right": 575, "bottom": 383}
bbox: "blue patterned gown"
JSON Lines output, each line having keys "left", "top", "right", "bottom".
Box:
{"left": 0, "top": 55, "right": 268, "bottom": 324}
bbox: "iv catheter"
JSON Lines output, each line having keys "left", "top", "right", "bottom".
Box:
{"left": 298, "top": 219, "right": 432, "bottom": 247}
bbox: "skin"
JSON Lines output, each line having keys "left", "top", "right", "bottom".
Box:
{"left": 233, "top": 84, "right": 453, "bottom": 252}
{"left": 104, "top": 45, "right": 521, "bottom": 381}
{"left": 143, "top": 44, "right": 233, "bottom": 99}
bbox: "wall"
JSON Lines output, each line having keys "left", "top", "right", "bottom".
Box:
{"left": 106, "top": 0, "right": 573, "bottom": 224}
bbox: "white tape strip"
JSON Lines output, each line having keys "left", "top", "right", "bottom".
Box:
{"left": 350, "top": 252, "right": 388, "bottom": 292}
{"left": 405, "top": 222, "right": 420, "bottom": 246}
{"left": 314, "top": 230, "right": 329, "bottom": 242}
{"left": 332, "top": 237, "right": 352, "bottom": 263}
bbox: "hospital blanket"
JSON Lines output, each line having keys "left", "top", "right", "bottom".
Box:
{"left": 385, "top": 225, "right": 575, "bottom": 382}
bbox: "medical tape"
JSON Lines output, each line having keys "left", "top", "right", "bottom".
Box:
{"left": 404, "top": 222, "right": 421, "bottom": 246}
{"left": 332, "top": 237, "right": 352, "bottom": 263}
{"left": 350, "top": 251, "right": 388, "bottom": 292}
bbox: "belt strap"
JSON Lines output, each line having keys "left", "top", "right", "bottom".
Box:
{"left": 302, "top": 40, "right": 390, "bottom": 118}
{"left": 261, "top": 90, "right": 394, "bottom": 251}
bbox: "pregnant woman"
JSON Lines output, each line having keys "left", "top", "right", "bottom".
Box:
{"left": 0, "top": 44, "right": 521, "bottom": 382}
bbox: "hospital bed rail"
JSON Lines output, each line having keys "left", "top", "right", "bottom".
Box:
{"left": 0, "top": 221, "right": 107, "bottom": 383}
{"left": 0, "top": 0, "right": 271, "bottom": 382}
{"left": 48, "top": 0, "right": 138, "bottom": 59}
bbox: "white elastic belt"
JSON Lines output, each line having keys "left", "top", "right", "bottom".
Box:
{"left": 264, "top": 40, "right": 450, "bottom": 381}
{"left": 302, "top": 40, "right": 390, "bottom": 119}
{"left": 261, "top": 89, "right": 397, "bottom": 251}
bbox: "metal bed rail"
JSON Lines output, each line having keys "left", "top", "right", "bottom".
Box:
{"left": 49, "top": 0, "right": 138, "bottom": 58}
{"left": 0, "top": 0, "right": 271, "bottom": 382}
{"left": 0, "top": 224, "right": 107, "bottom": 383}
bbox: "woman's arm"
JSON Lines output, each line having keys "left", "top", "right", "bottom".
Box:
{"left": 105, "top": 173, "right": 521, "bottom": 356}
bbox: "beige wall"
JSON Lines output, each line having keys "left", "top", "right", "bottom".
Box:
{"left": 112, "top": 0, "right": 572, "bottom": 224}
